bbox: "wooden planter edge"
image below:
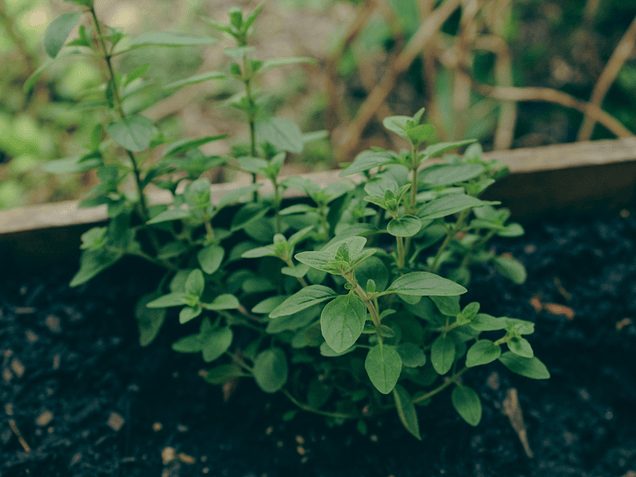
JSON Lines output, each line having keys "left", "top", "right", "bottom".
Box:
{"left": 1, "top": 138, "right": 635, "bottom": 265}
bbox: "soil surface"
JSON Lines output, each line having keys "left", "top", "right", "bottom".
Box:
{"left": 1, "top": 210, "right": 636, "bottom": 477}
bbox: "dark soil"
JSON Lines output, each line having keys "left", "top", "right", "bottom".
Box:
{"left": 2, "top": 210, "right": 636, "bottom": 477}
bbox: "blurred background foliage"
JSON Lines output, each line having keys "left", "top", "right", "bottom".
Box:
{"left": 1, "top": 0, "right": 635, "bottom": 209}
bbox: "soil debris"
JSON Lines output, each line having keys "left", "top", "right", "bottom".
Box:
{"left": 45, "top": 315, "right": 62, "bottom": 333}
{"left": 161, "top": 446, "right": 177, "bottom": 465}
{"left": 35, "top": 410, "right": 53, "bottom": 427}
{"left": 616, "top": 318, "right": 632, "bottom": 331}
{"left": 178, "top": 452, "right": 196, "bottom": 464}
{"left": 106, "top": 412, "right": 125, "bottom": 432}
{"left": 10, "top": 358, "right": 24, "bottom": 378}
{"left": 502, "top": 388, "right": 533, "bottom": 458}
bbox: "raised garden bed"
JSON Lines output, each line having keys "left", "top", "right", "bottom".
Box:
{"left": 1, "top": 139, "right": 636, "bottom": 476}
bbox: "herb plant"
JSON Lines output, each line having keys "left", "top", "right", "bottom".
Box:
{"left": 34, "top": 2, "right": 549, "bottom": 439}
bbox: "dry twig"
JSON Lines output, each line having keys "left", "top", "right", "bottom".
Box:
{"left": 336, "top": 0, "right": 463, "bottom": 160}
{"left": 8, "top": 419, "right": 31, "bottom": 453}
{"left": 325, "top": 0, "right": 377, "bottom": 131}
{"left": 474, "top": 83, "right": 633, "bottom": 138}
{"left": 577, "top": 15, "right": 636, "bottom": 141}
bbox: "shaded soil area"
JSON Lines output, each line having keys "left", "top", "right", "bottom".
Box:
{"left": 1, "top": 210, "right": 636, "bottom": 477}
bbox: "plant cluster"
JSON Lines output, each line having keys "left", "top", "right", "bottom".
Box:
{"left": 35, "top": 1, "right": 548, "bottom": 439}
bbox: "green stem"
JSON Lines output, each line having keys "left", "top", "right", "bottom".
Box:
{"left": 242, "top": 54, "right": 258, "bottom": 201}
{"left": 273, "top": 180, "right": 282, "bottom": 234}
{"left": 281, "top": 390, "right": 359, "bottom": 420}
{"left": 283, "top": 258, "right": 308, "bottom": 287}
{"left": 430, "top": 209, "right": 470, "bottom": 274}
{"left": 354, "top": 284, "right": 382, "bottom": 330}
{"left": 396, "top": 236, "right": 406, "bottom": 269}
{"left": 460, "top": 229, "right": 496, "bottom": 269}
{"left": 412, "top": 367, "right": 469, "bottom": 404}
{"left": 91, "top": 7, "right": 159, "bottom": 249}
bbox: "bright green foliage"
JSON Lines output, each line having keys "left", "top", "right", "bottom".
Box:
{"left": 35, "top": 3, "right": 546, "bottom": 441}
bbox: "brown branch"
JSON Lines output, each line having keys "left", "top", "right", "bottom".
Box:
{"left": 474, "top": 84, "right": 633, "bottom": 139}
{"left": 577, "top": 15, "right": 636, "bottom": 141}
{"left": 325, "top": 0, "right": 377, "bottom": 132}
{"left": 336, "top": 0, "right": 463, "bottom": 161}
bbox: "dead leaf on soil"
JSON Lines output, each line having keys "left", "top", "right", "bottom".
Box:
{"left": 553, "top": 277, "right": 572, "bottom": 300}
{"left": 178, "top": 453, "right": 196, "bottom": 464}
{"left": 616, "top": 318, "right": 633, "bottom": 332}
{"left": 529, "top": 293, "right": 543, "bottom": 313}
{"left": 502, "top": 388, "right": 533, "bottom": 459}
{"left": 543, "top": 303, "right": 575, "bottom": 319}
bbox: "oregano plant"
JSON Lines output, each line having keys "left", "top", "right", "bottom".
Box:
{"left": 33, "top": 2, "right": 549, "bottom": 440}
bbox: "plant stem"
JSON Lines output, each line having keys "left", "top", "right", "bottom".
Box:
{"left": 411, "top": 367, "right": 469, "bottom": 404}
{"left": 430, "top": 209, "right": 470, "bottom": 273}
{"left": 396, "top": 236, "right": 406, "bottom": 269}
{"left": 273, "top": 180, "right": 282, "bottom": 234}
{"left": 282, "top": 390, "right": 359, "bottom": 420}
{"left": 283, "top": 258, "right": 308, "bottom": 287}
{"left": 354, "top": 284, "right": 382, "bottom": 330}
{"left": 460, "top": 229, "right": 496, "bottom": 269}
{"left": 91, "top": 7, "right": 158, "bottom": 249}
{"left": 241, "top": 54, "right": 258, "bottom": 201}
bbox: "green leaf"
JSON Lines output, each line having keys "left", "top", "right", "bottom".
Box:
{"left": 24, "top": 60, "right": 53, "bottom": 93}
{"left": 493, "top": 256, "right": 527, "bottom": 284}
{"left": 201, "top": 327, "right": 233, "bottom": 362}
{"left": 270, "top": 285, "right": 337, "bottom": 318}
{"left": 206, "top": 294, "right": 240, "bottom": 310}
{"left": 339, "top": 151, "right": 394, "bottom": 177}
{"left": 163, "top": 70, "right": 227, "bottom": 90}
{"left": 147, "top": 208, "right": 191, "bottom": 224}
{"left": 164, "top": 135, "right": 228, "bottom": 156}
{"left": 185, "top": 269, "right": 205, "bottom": 297}
{"left": 262, "top": 57, "right": 316, "bottom": 71}
{"left": 135, "top": 293, "right": 166, "bottom": 347}
{"left": 382, "top": 115, "right": 410, "bottom": 138}
{"left": 430, "top": 295, "right": 461, "bottom": 316}
{"left": 146, "top": 292, "right": 188, "bottom": 308}
{"left": 179, "top": 305, "right": 202, "bottom": 324}
{"left": 129, "top": 32, "right": 217, "bottom": 49}
{"left": 396, "top": 343, "right": 427, "bottom": 367}
{"left": 466, "top": 340, "right": 501, "bottom": 367}
{"left": 203, "top": 364, "right": 247, "bottom": 384}
{"left": 430, "top": 334, "right": 455, "bottom": 375}
{"left": 509, "top": 337, "right": 534, "bottom": 358}
{"left": 319, "top": 342, "right": 355, "bottom": 357}
{"left": 386, "top": 272, "right": 467, "bottom": 297}
{"left": 469, "top": 313, "right": 507, "bottom": 331}
{"left": 241, "top": 245, "right": 277, "bottom": 259}
{"left": 231, "top": 202, "right": 269, "bottom": 231}
{"left": 365, "top": 344, "right": 402, "bottom": 394}
{"left": 406, "top": 124, "right": 435, "bottom": 144}
{"left": 451, "top": 385, "right": 482, "bottom": 426}
{"left": 419, "top": 164, "right": 485, "bottom": 187}
{"left": 253, "top": 348, "right": 288, "bottom": 393}
{"left": 197, "top": 245, "right": 225, "bottom": 274}
{"left": 393, "top": 385, "right": 421, "bottom": 440}
{"left": 124, "top": 63, "right": 150, "bottom": 86}
{"left": 172, "top": 334, "right": 202, "bottom": 353}
{"left": 44, "top": 12, "right": 83, "bottom": 58}
{"left": 387, "top": 215, "right": 422, "bottom": 237}
{"left": 44, "top": 154, "right": 103, "bottom": 174}
{"left": 243, "top": 4, "right": 264, "bottom": 31}
{"left": 279, "top": 204, "right": 315, "bottom": 215}
{"left": 217, "top": 184, "right": 262, "bottom": 209}
{"left": 252, "top": 296, "right": 288, "bottom": 314}
{"left": 320, "top": 294, "right": 366, "bottom": 353}
{"left": 499, "top": 352, "right": 549, "bottom": 379}
{"left": 266, "top": 305, "right": 319, "bottom": 334}
{"left": 295, "top": 250, "right": 339, "bottom": 274}
{"left": 307, "top": 378, "right": 333, "bottom": 409}
{"left": 106, "top": 115, "right": 154, "bottom": 152}
{"left": 354, "top": 256, "right": 389, "bottom": 292}
{"left": 418, "top": 194, "right": 485, "bottom": 220}
{"left": 255, "top": 118, "right": 303, "bottom": 153}
{"left": 421, "top": 139, "right": 477, "bottom": 159}
{"left": 70, "top": 249, "right": 122, "bottom": 287}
